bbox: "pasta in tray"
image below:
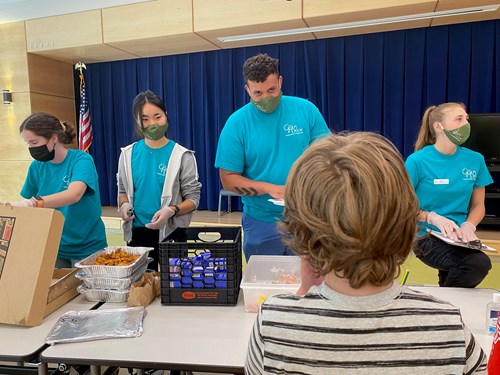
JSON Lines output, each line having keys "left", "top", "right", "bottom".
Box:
{"left": 93, "top": 248, "right": 140, "bottom": 266}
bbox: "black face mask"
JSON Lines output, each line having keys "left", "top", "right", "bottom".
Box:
{"left": 29, "top": 143, "right": 55, "bottom": 162}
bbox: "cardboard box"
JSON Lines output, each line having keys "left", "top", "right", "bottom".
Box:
{"left": 0, "top": 205, "right": 69, "bottom": 326}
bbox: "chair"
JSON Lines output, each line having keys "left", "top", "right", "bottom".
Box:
{"left": 218, "top": 189, "right": 241, "bottom": 216}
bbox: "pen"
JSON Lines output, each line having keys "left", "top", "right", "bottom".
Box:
{"left": 401, "top": 269, "right": 410, "bottom": 286}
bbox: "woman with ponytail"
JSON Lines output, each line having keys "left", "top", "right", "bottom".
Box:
{"left": 2, "top": 112, "right": 107, "bottom": 267}
{"left": 405, "top": 102, "right": 493, "bottom": 287}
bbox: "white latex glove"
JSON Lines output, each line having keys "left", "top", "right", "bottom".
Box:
{"left": 427, "top": 211, "right": 460, "bottom": 240}
{"left": 120, "top": 202, "right": 134, "bottom": 221}
{"left": 7, "top": 199, "right": 34, "bottom": 208}
{"left": 145, "top": 206, "right": 175, "bottom": 230}
{"left": 459, "top": 221, "right": 478, "bottom": 243}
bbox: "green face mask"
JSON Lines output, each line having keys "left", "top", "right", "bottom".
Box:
{"left": 140, "top": 122, "right": 169, "bottom": 141}
{"left": 251, "top": 91, "right": 282, "bottom": 114}
{"left": 441, "top": 122, "right": 471, "bottom": 145}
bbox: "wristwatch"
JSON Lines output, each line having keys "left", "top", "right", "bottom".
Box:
{"left": 172, "top": 204, "right": 180, "bottom": 216}
{"left": 32, "top": 196, "right": 44, "bottom": 208}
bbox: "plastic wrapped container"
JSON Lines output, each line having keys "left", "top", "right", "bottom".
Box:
{"left": 240, "top": 255, "right": 301, "bottom": 313}
{"left": 159, "top": 227, "right": 242, "bottom": 305}
{"left": 75, "top": 246, "right": 152, "bottom": 278}
{"left": 77, "top": 285, "right": 130, "bottom": 303}
{"left": 75, "top": 258, "right": 152, "bottom": 290}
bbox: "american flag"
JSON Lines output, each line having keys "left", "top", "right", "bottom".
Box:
{"left": 78, "top": 73, "right": 93, "bottom": 152}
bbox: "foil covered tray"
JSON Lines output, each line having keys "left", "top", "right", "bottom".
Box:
{"left": 75, "top": 258, "right": 152, "bottom": 290}
{"left": 75, "top": 246, "right": 153, "bottom": 278}
{"left": 77, "top": 285, "right": 130, "bottom": 302}
{"left": 45, "top": 307, "right": 146, "bottom": 344}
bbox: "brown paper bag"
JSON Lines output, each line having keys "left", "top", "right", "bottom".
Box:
{"left": 127, "top": 272, "right": 160, "bottom": 307}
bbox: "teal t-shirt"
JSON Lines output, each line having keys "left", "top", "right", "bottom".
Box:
{"left": 131, "top": 139, "right": 175, "bottom": 227}
{"left": 21, "top": 149, "right": 107, "bottom": 259}
{"left": 215, "top": 95, "right": 330, "bottom": 222}
{"left": 405, "top": 145, "right": 493, "bottom": 236}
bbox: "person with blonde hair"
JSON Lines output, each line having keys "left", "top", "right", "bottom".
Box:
{"left": 245, "top": 133, "right": 487, "bottom": 374}
{"left": 405, "top": 102, "right": 493, "bottom": 287}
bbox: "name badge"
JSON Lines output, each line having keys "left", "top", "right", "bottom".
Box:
{"left": 434, "top": 179, "right": 449, "bottom": 185}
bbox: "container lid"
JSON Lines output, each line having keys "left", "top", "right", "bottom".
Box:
{"left": 494, "top": 293, "right": 500, "bottom": 303}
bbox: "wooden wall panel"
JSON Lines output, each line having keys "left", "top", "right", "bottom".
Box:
{"left": 0, "top": 161, "right": 31, "bottom": 202}
{"left": 27, "top": 55, "right": 74, "bottom": 98}
{"left": 0, "top": 22, "right": 29, "bottom": 93}
{"left": 0, "top": 22, "right": 32, "bottom": 179}
{"left": 30, "top": 92, "right": 77, "bottom": 129}
{"left": 26, "top": 10, "right": 103, "bottom": 51}
{"left": 193, "top": 0, "right": 311, "bottom": 48}
{"left": 315, "top": 19, "right": 430, "bottom": 39}
{"left": 432, "top": 0, "right": 500, "bottom": 26}
{"left": 435, "top": 0, "right": 500, "bottom": 11}
{"left": 303, "top": 0, "right": 438, "bottom": 26}
{"left": 103, "top": 0, "right": 217, "bottom": 56}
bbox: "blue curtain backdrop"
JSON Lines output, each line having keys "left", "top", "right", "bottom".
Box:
{"left": 81, "top": 20, "right": 500, "bottom": 209}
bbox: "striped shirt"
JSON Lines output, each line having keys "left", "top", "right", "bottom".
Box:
{"left": 245, "top": 283, "right": 487, "bottom": 374}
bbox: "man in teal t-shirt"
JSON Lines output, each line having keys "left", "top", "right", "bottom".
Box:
{"left": 215, "top": 53, "right": 330, "bottom": 261}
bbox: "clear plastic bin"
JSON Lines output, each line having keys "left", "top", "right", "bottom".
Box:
{"left": 240, "top": 255, "right": 301, "bottom": 313}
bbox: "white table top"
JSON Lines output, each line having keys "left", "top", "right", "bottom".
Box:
{"left": 40, "top": 286, "right": 498, "bottom": 372}
{"left": 0, "top": 294, "right": 96, "bottom": 362}
{"left": 41, "top": 294, "right": 257, "bottom": 373}
{"left": 410, "top": 286, "right": 495, "bottom": 354}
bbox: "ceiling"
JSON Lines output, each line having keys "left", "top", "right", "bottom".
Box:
{"left": 0, "top": 0, "right": 153, "bottom": 24}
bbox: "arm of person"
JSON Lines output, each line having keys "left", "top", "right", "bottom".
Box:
{"left": 462, "top": 323, "right": 487, "bottom": 374}
{"left": 174, "top": 151, "right": 201, "bottom": 216}
{"left": 219, "top": 169, "right": 284, "bottom": 199}
{"left": 35, "top": 181, "right": 87, "bottom": 208}
{"left": 465, "top": 187, "right": 486, "bottom": 227}
{"left": 245, "top": 310, "right": 265, "bottom": 375}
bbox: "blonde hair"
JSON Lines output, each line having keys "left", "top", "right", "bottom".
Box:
{"left": 414, "top": 102, "right": 466, "bottom": 151}
{"left": 281, "top": 133, "right": 418, "bottom": 289}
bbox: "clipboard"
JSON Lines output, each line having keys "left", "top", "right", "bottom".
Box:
{"left": 427, "top": 229, "right": 496, "bottom": 252}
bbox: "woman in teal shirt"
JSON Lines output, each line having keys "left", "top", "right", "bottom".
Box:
{"left": 6, "top": 112, "right": 107, "bottom": 267}
{"left": 405, "top": 102, "right": 493, "bottom": 287}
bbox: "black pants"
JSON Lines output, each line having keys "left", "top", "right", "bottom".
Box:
{"left": 128, "top": 227, "right": 161, "bottom": 271}
{"left": 415, "top": 235, "right": 491, "bottom": 288}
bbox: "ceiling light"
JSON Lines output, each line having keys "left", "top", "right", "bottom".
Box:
{"left": 218, "top": 5, "right": 500, "bottom": 42}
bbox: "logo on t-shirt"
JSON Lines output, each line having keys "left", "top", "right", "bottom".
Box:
{"left": 63, "top": 175, "right": 70, "bottom": 189}
{"left": 283, "top": 123, "right": 303, "bottom": 137}
{"left": 158, "top": 163, "right": 167, "bottom": 177}
{"left": 462, "top": 167, "right": 477, "bottom": 181}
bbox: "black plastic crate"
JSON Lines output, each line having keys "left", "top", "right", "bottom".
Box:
{"left": 159, "top": 226, "right": 242, "bottom": 305}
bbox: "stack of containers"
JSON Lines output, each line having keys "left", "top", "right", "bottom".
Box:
{"left": 75, "top": 246, "right": 153, "bottom": 302}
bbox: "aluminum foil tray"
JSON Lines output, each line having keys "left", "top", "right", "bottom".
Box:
{"left": 77, "top": 285, "right": 130, "bottom": 303}
{"left": 75, "top": 258, "right": 152, "bottom": 290}
{"left": 75, "top": 246, "right": 153, "bottom": 278}
{"left": 45, "top": 307, "right": 146, "bottom": 344}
